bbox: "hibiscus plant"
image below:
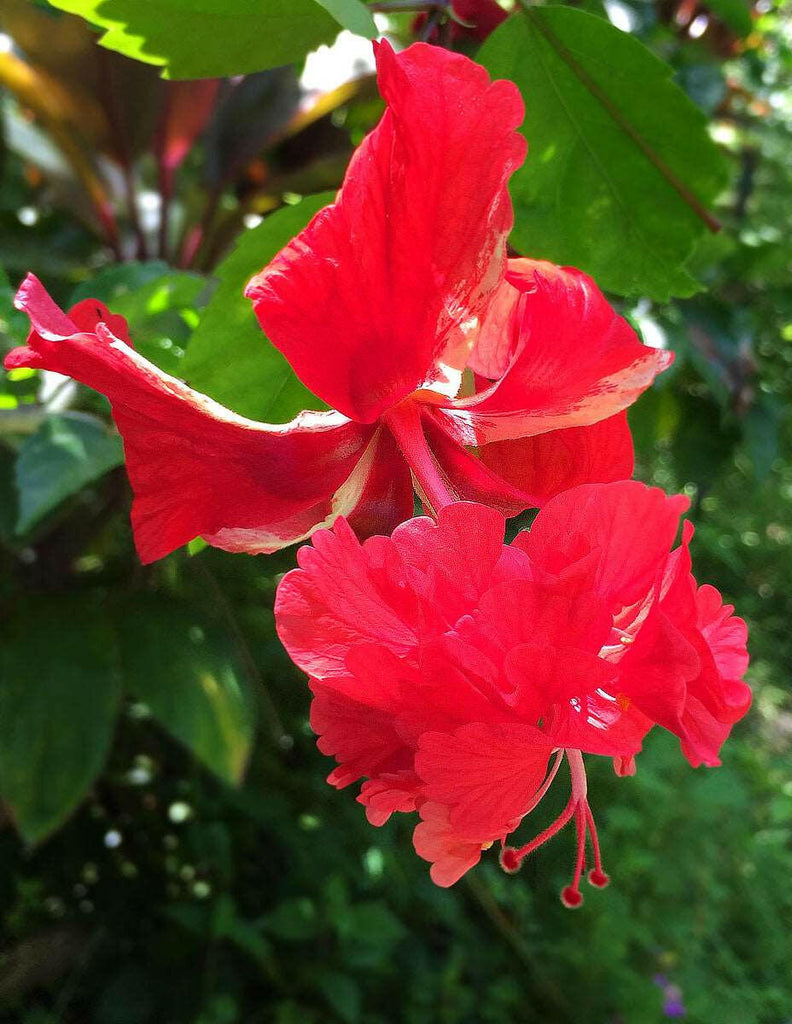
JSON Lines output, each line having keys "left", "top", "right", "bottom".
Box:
{"left": 1, "top": 1, "right": 790, "bottom": 1020}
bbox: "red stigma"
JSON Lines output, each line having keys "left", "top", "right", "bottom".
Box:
{"left": 499, "top": 846, "right": 522, "bottom": 873}
{"left": 561, "top": 885, "right": 584, "bottom": 908}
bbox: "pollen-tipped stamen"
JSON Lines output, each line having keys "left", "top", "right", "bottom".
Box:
{"left": 584, "top": 804, "right": 610, "bottom": 889}
{"left": 560, "top": 803, "right": 587, "bottom": 908}
{"left": 498, "top": 749, "right": 612, "bottom": 905}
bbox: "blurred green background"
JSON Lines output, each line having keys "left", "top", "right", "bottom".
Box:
{"left": 1, "top": 1, "right": 791, "bottom": 1021}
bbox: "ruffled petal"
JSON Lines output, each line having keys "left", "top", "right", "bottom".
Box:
{"left": 443, "top": 260, "right": 673, "bottom": 444}
{"left": 517, "top": 481, "right": 689, "bottom": 608}
{"left": 390, "top": 501, "right": 508, "bottom": 625}
{"left": 503, "top": 644, "right": 619, "bottom": 723}
{"left": 476, "top": 412, "right": 634, "bottom": 506}
{"left": 415, "top": 722, "right": 552, "bottom": 841}
{"left": 413, "top": 802, "right": 484, "bottom": 887}
{"left": 696, "top": 584, "right": 750, "bottom": 683}
{"left": 310, "top": 681, "right": 411, "bottom": 789}
{"left": 357, "top": 772, "right": 421, "bottom": 826}
{"left": 7, "top": 274, "right": 376, "bottom": 563}
{"left": 247, "top": 41, "right": 526, "bottom": 423}
{"left": 275, "top": 519, "right": 421, "bottom": 681}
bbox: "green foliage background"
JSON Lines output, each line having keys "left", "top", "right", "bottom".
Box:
{"left": 0, "top": 0, "right": 791, "bottom": 1021}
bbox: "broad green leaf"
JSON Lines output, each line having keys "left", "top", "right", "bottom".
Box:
{"left": 0, "top": 599, "right": 122, "bottom": 844}
{"left": 15, "top": 412, "right": 124, "bottom": 535}
{"left": 181, "top": 196, "right": 333, "bottom": 423}
{"left": 117, "top": 599, "right": 256, "bottom": 785}
{"left": 480, "top": 7, "right": 729, "bottom": 300}
{"left": 46, "top": 0, "right": 375, "bottom": 80}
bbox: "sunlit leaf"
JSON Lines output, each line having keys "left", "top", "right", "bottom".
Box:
{"left": 481, "top": 7, "right": 729, "bottom": 300}
{"left": 45, "top": 0, "right": 376, "bottom": 80}
{"left": 180, "top": 196, "right": 332, "bottom": 422}
{"left": 71, "top": 263, "right": 208, "bottom": 374}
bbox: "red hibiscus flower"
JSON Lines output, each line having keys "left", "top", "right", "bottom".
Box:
{"left": 275, "top": 482, "right": 750, "bottom": 901}
{"left": 5, "top": 42, "right": 669, "bottom": 564}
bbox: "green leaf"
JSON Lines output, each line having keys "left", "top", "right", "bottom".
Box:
{"left": 70, "top": 263, "right": 207, "bottom": 374}
{"left": 314, "top": 971, "right": 360, "bottom": 1024}
{"left": 480, "top": 7, "right": 729, "bottom": 300}
{"left": 0, "top": 598, "right": 122, "bottom": 844}
{"left": 705, "top": 0, "right": 753, "bottom": 37}
{"left": 181, "top": 196, "right": 332, "bottom": 422}
{"left": 117, "top": 598, "right": 256, "bottom": 785}
{"left": 0, "top": 265, "right": 27, "bottom": 351}
{"left": 314, "top": 0, "right": 378, "bottom": 38}
{"left": 46, "top": 0, "right": 375, "bottom": 80}
{"left": 15, "top": 412, "right": 124, "bottom": 535}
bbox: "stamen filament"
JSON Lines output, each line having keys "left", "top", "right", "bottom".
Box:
{"left": 507, "top": 795, "right": 576, "bottom": 862}
{"left": 561, "top": 805, "right": 587, "bottom": 907}
{"left": 522, "top": 748, "right": 564, "bottom": 818}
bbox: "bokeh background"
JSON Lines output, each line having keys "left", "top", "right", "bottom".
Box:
{"left": 0, "top": 1, "right": 791, "bottom": 1021}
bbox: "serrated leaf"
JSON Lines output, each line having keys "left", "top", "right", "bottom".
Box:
{"left": 0, "top": 598, "right": 122, "bottom": 844}
{"left": 480, "top": 7, "right": 729, "bottom": 300}
{"left": 117, "top": 598, "right": 256, "bottom": 785}
{"left": 15, "top": 412, "right": 124, "bottom": 535}
{"left": 180, "top": 196, "right": 332, "bottom": 422}
{"left": 46, "top": 0, "right": 375, "bottom": 80}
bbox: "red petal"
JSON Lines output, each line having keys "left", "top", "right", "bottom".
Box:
{"left": 358, "top": 772, "right": 421, "bottom": 826}
{"left": 390, "top": 500, "right": 508, "bottom": 624}
{"left": 518, "top": 481, "right": 689, "bottom": 607}
{"left": 310, "top": 682, "right": 410, "bottom": 789}
{"left": 420, "top": 412, "right": 533, "bottom": 516}
{"left": 247, "top": 41, "right": 526, "bottom": 423}
{"left": 345, "top": 427, "right": 414, "bottom": 540}
{"left": 696, "top": 584, "right": 750, "bottom": 683}
{"left": 444, "top": 259, "right": 673, "bottom": 443}
{"left": 415, "top": 722, "right": 552, "bottom": 841}
{"left": 412, "top": 802, "right": 484, "bottom": 887}
{"left": 477, "top": 412, "right": 634, "bottom": 506}
{"left": 465, "top": 274, "right": 522, "bottom": 379}
{"left": 276, "top": 519, "right": 423, "bottom": 681}
{"left": 546, "top": 695, "right": 653, "bottom": 758}
{"left": 452, "top": 0, "right": 508, "bottom": 40}
{"left": 503, "top": 644, "right": 618, "bottom": 722}
{"left": 7, "top": 274, "right": 377, "bottom": 562}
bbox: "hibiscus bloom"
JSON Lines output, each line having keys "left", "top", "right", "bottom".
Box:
{"left": 275, "top": 482, "right": 750, "bottom": 901}
{"left": 5, "top": 42, "right": 669, "bottom": 563}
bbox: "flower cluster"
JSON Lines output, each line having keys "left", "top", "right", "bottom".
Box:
{"left": 5, "top": 41, "right": 749, "bottom": 904}
{"left": 276, "top": 486, "right": 749, "bottom": 899}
